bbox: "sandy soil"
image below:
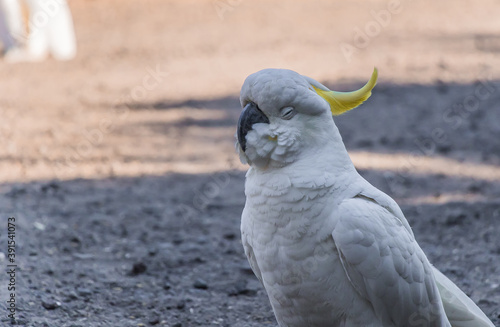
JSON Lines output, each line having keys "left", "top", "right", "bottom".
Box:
{"left": 0, "top": 0, "right": 499, "bottom": 326}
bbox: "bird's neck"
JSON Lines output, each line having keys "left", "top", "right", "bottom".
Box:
{"left": 288, "top": 125, "right": 355, "bottom": 174}
{"left": 249, "top": 139, "right": 356, "bottom": 193}
{"left": 248, "top": 119, "right": 358, "bottom": 189}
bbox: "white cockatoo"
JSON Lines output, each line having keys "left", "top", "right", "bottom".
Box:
{"left": 236, "top": 68, "right": 494, "bottom": 327}
{"left": 0, "top": 0, "right": 76, "bottom": 62}
{"left": 0, "top": 0, "right": 24, "bottom": 52}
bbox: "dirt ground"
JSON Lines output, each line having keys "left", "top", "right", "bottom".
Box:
{"left": 0, "top": 0, "right": 499, "bottom": 326}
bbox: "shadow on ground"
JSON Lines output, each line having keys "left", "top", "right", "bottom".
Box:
{"left": 121, "top": 79, "right": 500, "bottom": 166}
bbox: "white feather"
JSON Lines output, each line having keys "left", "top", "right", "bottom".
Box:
{"left": 238, "top": 68, "right": 495, "bottom": 327}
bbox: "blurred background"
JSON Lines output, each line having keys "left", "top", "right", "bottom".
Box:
{"left": 1, "top": 0, "right": 499, "bottom": 182}
{"left": 0, "top": 0, "right": 499, "bottom": 326}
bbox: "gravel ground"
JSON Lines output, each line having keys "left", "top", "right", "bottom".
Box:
{"left": 0, "top": 1, "right": 499, "bottom": 326}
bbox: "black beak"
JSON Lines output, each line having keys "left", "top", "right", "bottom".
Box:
{"left": 237, "top": 102, "right": 269, "bottom": 152}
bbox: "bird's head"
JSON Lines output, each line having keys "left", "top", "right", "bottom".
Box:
{"left": 236, "top": 68, "right": 378, "bottom": 169}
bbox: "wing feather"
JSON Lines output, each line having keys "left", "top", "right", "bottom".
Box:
{"left": 433, "top": 268, "right": 495, "bottom": 327}
{"left": 333, "top": 197, "right": 450, "bottom": 327}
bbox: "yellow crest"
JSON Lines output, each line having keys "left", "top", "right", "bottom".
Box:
{"left": 309, "top": 68, "right": 378, "bottom": 116}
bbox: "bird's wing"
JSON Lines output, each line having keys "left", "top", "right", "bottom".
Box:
{"left": 332, "top": 196, "right": 450, "bottom": 327}
{"left": 241, "top": 233, "right": 263, "bottom": 285}
{"left": 433, "top": 267, "right": 495, "bottom": 327}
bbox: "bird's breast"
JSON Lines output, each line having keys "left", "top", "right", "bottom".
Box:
{"left": 243, "top": 169, "right": 340, "bottom": 241}
{"left": 241, "top": 170, "right": 361, "bottom": 326}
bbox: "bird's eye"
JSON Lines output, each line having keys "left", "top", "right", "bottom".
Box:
{"left": 280, "top": 107, "right": 296, "bottom": 120}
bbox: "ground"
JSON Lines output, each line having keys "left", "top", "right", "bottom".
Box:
{"left": 0, "top": 0, "right": 499, "bottom": 326}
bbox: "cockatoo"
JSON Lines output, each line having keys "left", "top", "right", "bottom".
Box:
{"left": 0, "top": 0, "right": 76, "bottom": 62}
{"left": 236, "top": 68, "right": 494, "bottom": 327}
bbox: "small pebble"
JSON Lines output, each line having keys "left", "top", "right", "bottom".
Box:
{"left": 129, "top": 262, "right": 147, "bottom": 276}
{"left": 34, "top": 221, "right": 46, "bottom": 231}
{"left": 176, "top": 300, "right": 185, "bottom": 310}
{"left": 148, "top": 316, "right": 160, "bottom": 325}
{"left": 76, "top": 287, "right": 93, "bottom": 297}
{"left": 445, "top": 211, "right": 467, "bottom": 226}
{"left": 65, "top": 290, "right": 78, "bottom": 301}
{"left": 193, "top": 279, "right": 208, "bottom": 290}
{"left": 148, "top": 247, "right": 158, "bottom": 256}
{"left": 240, "top": 265, "right": 254, "bottom": 275}
{"left": 223, "top": 233, "right": 236, "bottom": 240}
{"left": 42, "top": 299, "right": 61, "bottom": 310}
{"left": 228, "top": 279, "right": 257, "bottom": 296}
{"left": 172, "top": 237, "right": 183, "bottom": 245}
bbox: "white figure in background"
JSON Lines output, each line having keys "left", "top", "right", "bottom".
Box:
{"left": 24, "top": 0, "right": 77, "bottom": 61}
{"left": 0, "top": 0, "right": 24, "bottom": 53}
{"left": 1, "top": 0, "right": 77, "bottom": 62}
